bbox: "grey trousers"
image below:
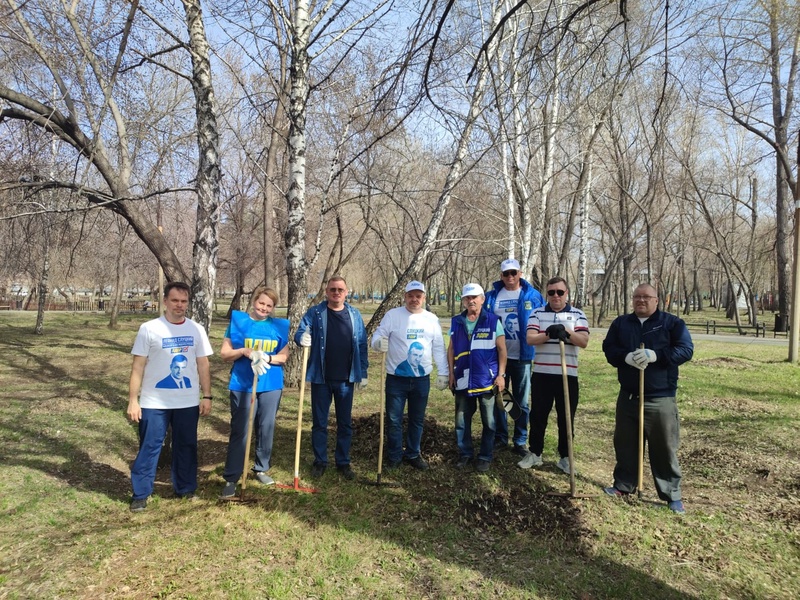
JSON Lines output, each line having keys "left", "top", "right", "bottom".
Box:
{"left": 612, "top": 390, "right": 682, "bottom": 502}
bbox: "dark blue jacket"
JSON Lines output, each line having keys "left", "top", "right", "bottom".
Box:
{"left": 484, "top": 278, "right": 544, "bottom": 361}
{"left": 294, "top": 301, "right": 368, "bottom": 384}
{"left": 602, "top": 309, "right": 693, "bottom": 398}
{"left": 450, "top": 308, "right": 501, "bottom": 396}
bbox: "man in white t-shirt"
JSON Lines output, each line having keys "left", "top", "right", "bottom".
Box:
{"left": 126, "top": 282, "right": 213, "bottom": 512}
{"left": 372, "top": 281, "right": 449, "bottom": 470}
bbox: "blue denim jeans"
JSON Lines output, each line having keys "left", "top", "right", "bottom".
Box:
{"left": 455, "top": 392, "right": 496, "bottom": 462}
{"left": 385, "top": 374, "right": 430, "bottom": 463}
{"left": 310, "top": 380, "right": 354, "bottom": 467}
{"left": 223, "top": 389, "right": 282, "bottom": 482}
{"left": 131, "top": 406, "right": 199, "bottom": 500}
{"left": 494, "top": 358, "right": 531, "bottom": 447}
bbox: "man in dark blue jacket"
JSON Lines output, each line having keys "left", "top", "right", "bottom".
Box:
{"left": 295, "top": 276, "right": 369, "bottom": 480}
{"left": 602, "top": 283, "right": 693, "bottom": 514}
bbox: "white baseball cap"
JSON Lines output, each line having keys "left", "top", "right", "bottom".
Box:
{"left": 405, "top": 280, "right": 425, "bottom": 293}
{"left": 500, "top": 258, "right": 520, "bottom": 272}
{"left": 461, "top": 283, "right": 484, "bottom": 297}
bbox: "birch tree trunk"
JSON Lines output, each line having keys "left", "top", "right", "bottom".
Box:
{"left": 284, "top": 0, "right": 312, "bottom": 363}
{"left": 182, "top": 0, "right": 221, "bottom": 332}
{"left": 575, "top": 148, "right": 593, "bottom": 308}
{"left": 368, "top": 2, "right": 504, "bottom": 334}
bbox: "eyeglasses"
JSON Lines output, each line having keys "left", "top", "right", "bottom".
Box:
{"left": 327, "top": 288, "right": 346, "bottom": 294}
{"left": 633, "top": 295, "right": 656, "bottom": 301}
{"left": 547, "top": 289, "right": 566, "bottom": 297}
{"left": 502, "top": 270, "right": 518, "bottom": 277}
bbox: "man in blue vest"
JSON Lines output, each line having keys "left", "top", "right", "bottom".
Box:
{"left": 448, "top": 283, "right": 507, "bottom": 473}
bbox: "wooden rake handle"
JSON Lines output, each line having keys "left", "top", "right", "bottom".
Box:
{"left": 638, "top": 343, "right": 645, "bottom": 498}
{"left": 292, "top": 345, "right": 311, "bottom": 481}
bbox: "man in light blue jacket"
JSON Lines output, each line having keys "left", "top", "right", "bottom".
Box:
{"left": 484, "top": 259, "right": 544, "bottom": 455}
{"left": 295, "top": 276, "right": 368, "bottom": 480}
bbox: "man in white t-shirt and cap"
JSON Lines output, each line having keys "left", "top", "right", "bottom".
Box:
{"left": 484, "top": 259, "right": 545, "bottom": 456}
{"left": 372, "top": 280, "right": 449, "bottom": 470}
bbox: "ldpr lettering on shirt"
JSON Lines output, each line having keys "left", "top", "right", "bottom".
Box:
{"left": 406, "top": 328, "right": 424, "bottom": 340}
{"left": 245, "top": 338, "right": 279, "bottom": 352}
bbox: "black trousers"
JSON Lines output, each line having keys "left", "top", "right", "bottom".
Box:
{"left": 529, "top": 372, "right": 579, "bottom": 458}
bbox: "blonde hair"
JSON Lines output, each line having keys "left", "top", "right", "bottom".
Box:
{"left": 251, "top": 286, "right": 278, "bottom": 309}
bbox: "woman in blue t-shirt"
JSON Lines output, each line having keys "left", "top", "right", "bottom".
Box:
{"left": 219, "top": 287, "right": 290, "bottom": 498}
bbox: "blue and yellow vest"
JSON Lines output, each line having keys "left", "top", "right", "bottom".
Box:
{"left": 450, "top": 309, "right": 501, "bottom": 397}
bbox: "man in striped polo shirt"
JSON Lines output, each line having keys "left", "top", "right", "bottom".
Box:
{"left": 518, "top": 277, "right": 589, "bottom": 473}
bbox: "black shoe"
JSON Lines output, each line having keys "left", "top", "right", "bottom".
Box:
{"left": 475, "top": 459, "right": 490, "bottom": 473}
{"left": 512, "top": 444, "right": 529, "bottom": 457}
{"left": 129, "top": 498, "right": 147, "bottom": 512}
{"left": 403, "top": 456, "right": 430, "bottom": 471}
{"left": 177, "top": 491, "right": 197, "bottom": 501}
{"left": 336, "top": 464, "right": 355, "bottom": 480}
{"left": 384, "top": 460, "right": 401, "bottom": 470}
{"left": 311, "top": 463, "right": 327, "bottom": 479}
{"left": 493, "top": 441, "right": 508, "bottom": 451}
{"left": 455, "top": 456, "right": 472, "bottom": 469}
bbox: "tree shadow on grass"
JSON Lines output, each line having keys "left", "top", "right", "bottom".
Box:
{"left": 190, "top": 414, "right": 701, "bottom": 599}
{"left": 0, "top": 325, "right": 740, "bottom": 598}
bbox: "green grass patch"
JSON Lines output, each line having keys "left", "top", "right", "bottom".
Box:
{"left": 0, "top": 311, "right": 798, "bottom": 598}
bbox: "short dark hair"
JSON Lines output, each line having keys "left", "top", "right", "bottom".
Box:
{"left": 546, "top": 276, "right": 568, "bottom": 292}
{"left": 170, "top": 354, "right": 188, "bottom": 366}
{"left": 164, "top": 281, "right": 191, "bottom": 299}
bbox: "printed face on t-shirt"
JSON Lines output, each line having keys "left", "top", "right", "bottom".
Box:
{"left": 170, "top": 356, "right": 188, "bottom": 379}
{"left": 409, "top": 347, "right": 424, "bottom": 367}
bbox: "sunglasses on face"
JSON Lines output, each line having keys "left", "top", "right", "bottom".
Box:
{"left": 502, "top": 270, "right": 518, "bottom": 277}
{"left": 547, "top": 289, "right": 566, "bottom": 297}
{"left": 327, "top": 288, "right": 346, "bottom": 294}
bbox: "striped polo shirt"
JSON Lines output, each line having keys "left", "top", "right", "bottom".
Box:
{"left": 526, "top": 304, "right": 589, "bottom": 377}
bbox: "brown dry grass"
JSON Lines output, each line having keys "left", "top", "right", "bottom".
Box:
{"left": 0, "top": 311, "right": 798, "bottom": 599}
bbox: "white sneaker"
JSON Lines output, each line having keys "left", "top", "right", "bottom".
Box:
{"left": 517, "top": 452, "right": 543, "bottom": 469}
{"left": 556, "top": 456, "right": 575, "bottom": 475}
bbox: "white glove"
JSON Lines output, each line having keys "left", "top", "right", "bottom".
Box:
{"left": 250, "top": 350, "right": 269, "bottom": 376}
{"left": 625, "top": 352, "right": 645, "bottom": 371}
{"left": 377, "top": 337, "right": 389, "bottom": 353}
{"left": 358, "top": 378, "right": 368, "bottom": 390}
{"left": 633, "top": 348, "right": 657, "bottom": 365}
{"left": 300, "top": 331, "right": 312, "bottom": 347}
{"left": 435, "top": 375, "right": 449, "bottom": 390}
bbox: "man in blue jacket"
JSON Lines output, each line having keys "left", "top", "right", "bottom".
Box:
{"left": 602, "top": 283, "right": 694, "bottom": 514}
{"left": 448, "top": 283, "right": 507, "bottom": 473}
{"left": 295, "top": 276, "right": 368, "bottom": 480}
{"left": 484, "top": 259, "right": 544, "bottom": 455}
